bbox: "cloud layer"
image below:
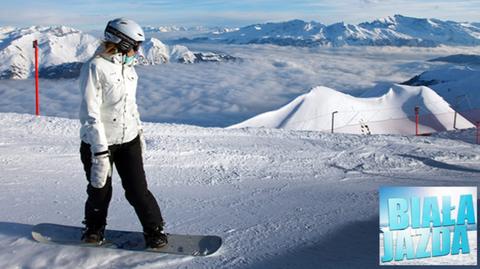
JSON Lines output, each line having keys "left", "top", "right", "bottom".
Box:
{"left": 1, "top": 44, "right": 479, "bottom": 127}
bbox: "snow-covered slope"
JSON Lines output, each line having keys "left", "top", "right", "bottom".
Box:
{"left": 402, "top": 63, "right": 480, "bottom": 123}
{"left": 0, "top": 26, "right": 100, "bottom": 79}
{"left": 229, "top": 85, "right": 474, "bottom": 134}
{"left": 0, "top": 112, "right": 479, "bottom": 268}
{"left": 0, "top": 27, "right": 238, "bottom": 79}
{"left": 188, "top": 15, "right": 480, "bottom": 47}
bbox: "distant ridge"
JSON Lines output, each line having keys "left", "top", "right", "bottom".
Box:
{"left": 182, "top": 15, "right": 480, "bottom": 47}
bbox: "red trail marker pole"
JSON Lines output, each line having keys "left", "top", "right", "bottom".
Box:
{"left": 33, "top": 40, "right": 39, "bottom": 116}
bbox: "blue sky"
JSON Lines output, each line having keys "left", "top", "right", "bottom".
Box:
{"left": 1, "top": 0, "right": 479, "bottom": 30}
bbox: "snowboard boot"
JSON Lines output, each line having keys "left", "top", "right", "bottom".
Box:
{"left": 143, "top": 226, "right": 168, "bottom": 249}
{"left": 81, "top": 222, "right": 106, "bottom": 244}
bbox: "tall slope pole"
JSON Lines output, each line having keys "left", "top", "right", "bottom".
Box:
{"left": 33, "top": 40, "right": 40, "bottom": 116}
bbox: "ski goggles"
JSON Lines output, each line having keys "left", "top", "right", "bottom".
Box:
{"left": 133, "top": 41, "right": 142, "bottom": 52}
{"left": 105, "top": 25, "right": 143, "bottom": 53}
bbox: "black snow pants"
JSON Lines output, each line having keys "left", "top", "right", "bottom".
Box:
{"left": 80, "top": 135, "right": 164, "bottom": 231}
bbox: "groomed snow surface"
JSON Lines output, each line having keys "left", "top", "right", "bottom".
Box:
{"left": 0, "top": 112, "right": 479, "bottom": 269}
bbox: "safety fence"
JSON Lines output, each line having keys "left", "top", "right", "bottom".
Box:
{"left": 290, "top": 107, "right": 480, "bottom": 144}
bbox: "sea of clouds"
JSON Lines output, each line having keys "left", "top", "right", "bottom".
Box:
{"left": 1, "top": 44, "right": 479, "bottom": 127}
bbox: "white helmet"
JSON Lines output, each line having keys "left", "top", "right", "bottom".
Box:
{"left": 104, "top": 18, "right": 145, "bottom": 53}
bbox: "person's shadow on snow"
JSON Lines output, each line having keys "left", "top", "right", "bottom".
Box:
{"left": 0, "top": 222, "right": 34, "bottom": 240}
{"left": 244, "top": 199, "right": 480, "bottom": 269}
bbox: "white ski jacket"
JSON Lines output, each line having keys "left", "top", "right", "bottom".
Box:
{"left": 79, "top": 51, "right": 142, "bottom": 154}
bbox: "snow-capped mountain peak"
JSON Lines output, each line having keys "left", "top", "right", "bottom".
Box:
{"left": 138, "top": 38, "right": 170, "bottom": 65}
{"left": 0, "top": 25, "right": 100, "bottom": 79}
{"left": 170, "top": 45, "right": 196, "bottom": 63}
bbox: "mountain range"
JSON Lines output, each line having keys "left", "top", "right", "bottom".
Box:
{"left": 182, "top": 15, "right": 480, "bottom": 47}
{"left": 0, "top": 26, "right": 237, "bottom": 79}
{"left": 1, "top": 14, "right": 480, "bottom": 79}
{"left": 143, "top": 25, "right": 238, "bottom": 34}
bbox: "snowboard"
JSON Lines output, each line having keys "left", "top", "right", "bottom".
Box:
{"left": 31, "top": 223, "right": 222, "bottom": 256}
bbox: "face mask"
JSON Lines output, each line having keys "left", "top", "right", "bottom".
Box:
{"left": 123, "top": 54, "right": 136, "bottom": 65}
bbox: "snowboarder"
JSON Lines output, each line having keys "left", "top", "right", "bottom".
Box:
{"left": 78, "top": 18, "right": 167, "bottom": 248}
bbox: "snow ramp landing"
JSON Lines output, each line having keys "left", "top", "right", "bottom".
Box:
{"left": 230, "top": 84, "right": 474, "bottom": 134}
